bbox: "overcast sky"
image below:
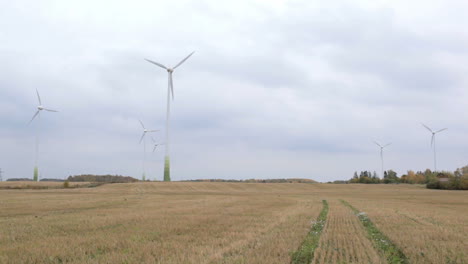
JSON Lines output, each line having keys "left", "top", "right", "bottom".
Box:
{"left": 1, "top": 0, "right": 467, "bottom": 182}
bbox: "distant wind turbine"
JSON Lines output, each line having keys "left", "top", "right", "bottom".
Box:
{"left": 29, "top": 89, "right": 58, "bottom": 181}
{"left": 151, "top": 137, "right": 165, "bottom": 153}
{"left": 422, "top": 124, "right": 447, "bottom": 172}
{"left": 145, "top": 51, "right": 195, "bottom": 181}
{"left": 373, "top": 141, "right": 391, "bottom": 178}
{"left": 139, "top": 120, "right": 159, "bottom": 181}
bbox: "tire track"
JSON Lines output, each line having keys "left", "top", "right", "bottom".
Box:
{"left": 340, "top": 200, "right": 409, "bottom": 264}
{"left": 290, "top": 200, "right": 328, "bottom": 264}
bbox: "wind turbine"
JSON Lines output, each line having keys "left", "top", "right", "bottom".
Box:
{"left": 139, "top": 120, "right": 159, "bottom": 181}
{"left": 151, "top": 137, "right": 165, "bottom": 153}
{"left": 145, "top": 51, "right": 195, "bottom": 181}
{"left": 373, "top": 141, "right": 391, "bottom": 178}
{"left": 29, "top": 89, "right": 58, "bottom": 181}
{"left": 422, "top": 124, "right": 447, "bottom": 172}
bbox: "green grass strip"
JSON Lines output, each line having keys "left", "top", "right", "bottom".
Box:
{"left": 290, "top": 200, "right": 329, "bottom": 264}
{"left": 340, "top": 200, "right": 409, "bottom": 264}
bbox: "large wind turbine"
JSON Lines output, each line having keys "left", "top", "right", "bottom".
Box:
{"left": 145, "top": 51, "right": 195, "bottom": 181}
{"left": 422, "top": 124, "right": 447, "bottom": 172}
{"left": 29, "top": 89, "right": 58, "bottom": 181}
{"left": 373, "top": 141, "right": 391, "bottom": 178}
{"left": 139, "top": 120, "right": 159, "bottom": 181}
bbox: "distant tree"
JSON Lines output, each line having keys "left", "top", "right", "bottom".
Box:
{"left": 67, "top": 174, "right": 138, "bottom": 183}
{"left": 350, "top": 172, "right": 359, "bottom": 183}
{"left": 7, "top": 178, "right": 33, "bottom": 181}
{"left": 382, "top": 170, "right": 399, "bottom": 184}
{"left": 424, "top": 169, "right": 436, "bottom": 183}
{"left": 371, "top": 171, "right": 380, "bottom": 183}
{"left": 400, "top": 174, "right": 408, "bottom": 183}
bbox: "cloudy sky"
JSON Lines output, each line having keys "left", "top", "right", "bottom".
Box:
{"left": 1, "top": 0, "right": 467, "bottom": 182}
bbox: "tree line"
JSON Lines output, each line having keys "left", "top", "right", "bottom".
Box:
{"left": 67, "top": 174, "right": 139, "bottom": 183}
{"left": 340, "top": 165, "right": 468, "bottom": 190}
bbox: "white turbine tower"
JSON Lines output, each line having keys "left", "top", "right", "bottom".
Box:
{"left": 422, "top": 124, "right": 447, "bottom": 172}
{"left": 145, "top": 51, "right": 195, "bottom": 181}
{"left": 373, "top": 141, "right": 391, "bottom": 178}
{"left": 29, "top": 89, "right": 58, "bottom": 181}
{"left": 139, "top": 120, "right": 159, "bottom": 181}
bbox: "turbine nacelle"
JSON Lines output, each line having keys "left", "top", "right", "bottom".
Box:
{"left": 29, "top": 90, "right": 58, "bottom": 124}
{"left": 138, "top": 119, "right": 159, "bottom": 143}
{"left": 422, "top": 123, "right": 448, "bottom": 171}
{"left": 167, "top": 68, "right": 174, "bottom": 73}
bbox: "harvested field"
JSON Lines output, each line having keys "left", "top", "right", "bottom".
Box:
{"left": 340, "top": 186, "right": 468, "bottom": 264}
{"left": 0, "top": 182, "right": 321, "bottom": 264}
{"left": 0, "top": 182, "right": 466, "bottom": 264}
{"left": 312, "top": 200, "right": 385, "bottom": 264}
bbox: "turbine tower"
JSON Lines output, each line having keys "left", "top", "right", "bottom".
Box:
{"left": 373, "top": 141, "right": 391, "bottom": 178}
{"left": 139, "top": 120, "right": 159, "bottom": 181}
{"left": 29, "top": 89, "right": 58, "bottom": 181}
{"left": 145, "top": 51, "right": 195, "bottom": 181}
{"left": 422, "top": 124, "right": 447, "bottom": 172}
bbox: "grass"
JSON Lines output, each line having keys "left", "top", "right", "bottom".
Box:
{"left": 291, "top": 200, "right": 328, "bottom": 264}
{"left": 340, "top": 199, "right": 409, "bottom": 264}
{"left": 0, "top": 183, "right": 466, "bottom": 263}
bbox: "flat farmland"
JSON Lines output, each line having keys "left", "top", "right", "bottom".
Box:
{"left": 0, "top": 183, "right": 466, "bottom": 264}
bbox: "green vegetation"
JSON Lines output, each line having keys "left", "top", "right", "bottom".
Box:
{"left": 33, "top": 166, "right": 38, "bottom": 181}
{"left": 63, "top": 180, "right": 70, "bottom": 188}
{"left": 346, "top": 165, "right": 468, "bottom": 190}
{"left": 340, "top": 200, "right": 409, "bottom": 264}
{"left": 164, "top": 156, "right": 171, "bottom": 182}
{"left": 426, "top": 165, "right": 468, "bottom": 190}
{"left": 67, "top": 174, "right": 138, "bottom": 183}
{"left": 290, "top": 200, "right": 329, "bottom": 264}
{"left": 6, "top": 178, "right": 34, "bottom": 181}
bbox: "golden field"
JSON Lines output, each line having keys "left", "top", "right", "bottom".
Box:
{"left": 0, "top": 182, "right": 466, "bottom": 264}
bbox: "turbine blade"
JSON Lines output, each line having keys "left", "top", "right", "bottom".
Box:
{"left": 431, "top": 134, "right": 434, "bottom": 147}
{"left": 139, "top": 132, "right": 145, "bottom": 144}
{"left": 28, "top": 110, "right": 40, "bottom": 124}
{"left": 139, "top": 119, "right": 145, "bottom": 129}
{"left": 153, "top": 145, "right": 158, "bottom": 152}
{"left": 36, "top": 89, "right": 42, "bottom": 105}
{"left": 148, "top": 130, "right": 159, "bottom": 132}
{"left": 422, "top": 123, "right": 433, "bottom": 133}
{"left": 373, "top": 141, "right": 382, "bottom": 147}
{"left": 170, "top": 72, "right": 174, "bottom": 100}
{"left": 435, "top": 128, "right": 448, "bottom": 133}
{"left": 173, "top": 51, "right": 195, "bottom": 69}
{"left": 151, "top": 137, "right": 156, "bottom": 143}
{"left": 384, "top": 143, "right": 392, "bottom": 148}
{"left": 43, "top": 108, "right": 58, "bottom": 112}
{"left": 145, "top": 59, "right": 167, "bottom": 70}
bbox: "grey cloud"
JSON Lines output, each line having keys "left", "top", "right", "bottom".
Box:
{"left": 1, "top": 0, "right": 467, "bottom": 181}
